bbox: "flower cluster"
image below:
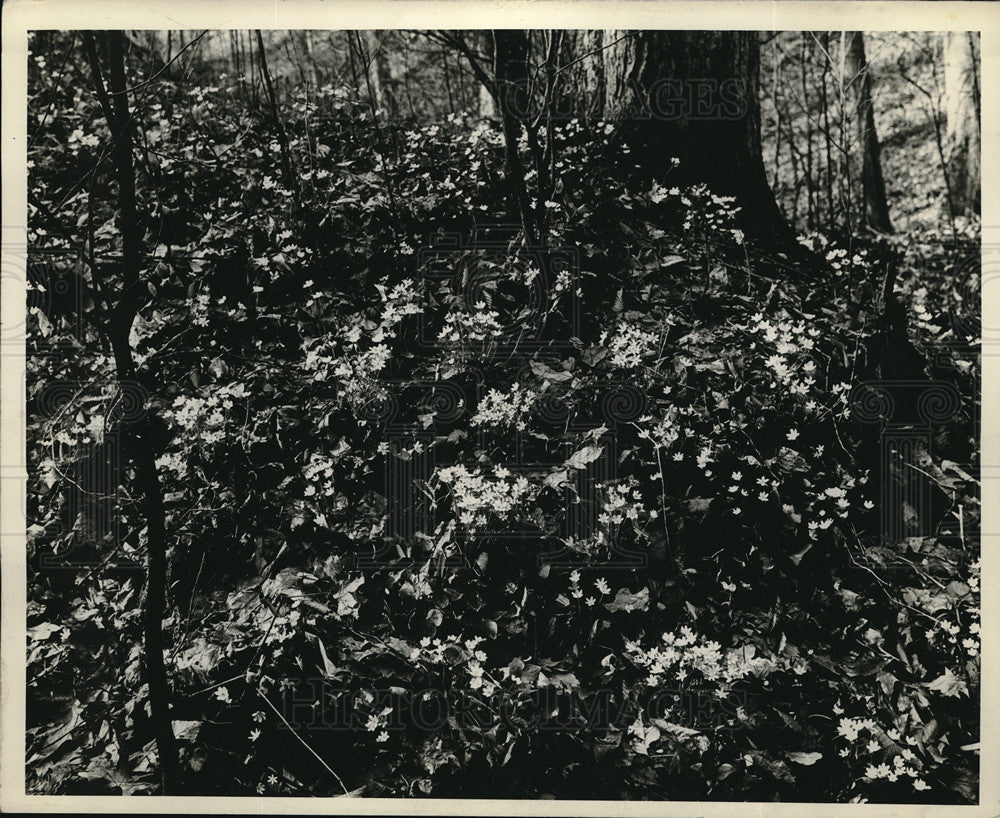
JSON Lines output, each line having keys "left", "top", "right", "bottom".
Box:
{"left": 436, "top": 463, "right": 535, "bottom": 531}
{"left": 67, "top": 126, "right": 101, "bottom": 153}
{"left": 190, "top": 290, "right": 212, "bottom": 327}
{"left": 437, "top": 302, "right": 505, "bottom": 344}
{"left": 471, "top": 383, "right": 537, "bottom": 431}
{"left": 302, "top": 444, "right": 350, "bottom": 501}
{"left": 375, "top": 279, "right": 424, "bottom": 332}
{"left": 926, "top": 559, "right": 980, "bottom": 658}
{"left": 648, "top": 181, "right": 742, "bottom": 244}
{"left": 836, "top": 716, "right": 929, "bottom": 791}
{"left": 302, "top": 278, "right": 423, "bottom": 409}
{"left": 157, "top": 383, "right": 248, "bottom": 479}
{"left": 625, "top": 628, "right": 798, "bottom": 688}
{"left": 595, "top": 478, "right": 647, "bottom": 546}
{"left": 824, "top": 246, "right": 872, "bottom": 277}
{"left": 908, "top": 285, "right": 943, "bottom": 337}
{"left": 747, "top": 312, "right": 821, "bottom": 400}
{"left": 603, "top": 323, "right": 659, "bottom": 369}
{"left": 637, "top": 406, "right": 681, "bottom": 451}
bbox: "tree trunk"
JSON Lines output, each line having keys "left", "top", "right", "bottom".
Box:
{"left": 845, "top": 32, "right": 893, "bottom": 233}
{"left": 492, "top": 29, "right": 538, "bottom": 246}
{"left": 364, "top": 31, "right": 405, "bottom": 118}
{"left": 360, "top": 31, "right": 384, "bottom": 111}
{"left": 102, "top": 29, "right": 180, "bottom": 794}
{"left": 944, "top": 31, "right": 981, "bottom": 217}
{"left": 564, "top": 30, "right": 605, "bottom": 124}
{"left": 582, "top": 31, "right": 798, "bottom": 252}
{"left": 478, "top": 83, "right": 497, "bottom": 119}
{"left": 300, "top": 30, "right": 320, "bottom": 88}
{"left": 255, "top": 30, "right": 297, "bottom": 204}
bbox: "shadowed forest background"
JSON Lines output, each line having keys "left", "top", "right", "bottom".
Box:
{"left": 25, "top": 29, "right": 980, "bottom": 802}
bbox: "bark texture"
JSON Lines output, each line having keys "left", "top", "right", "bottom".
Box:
{"left": 944, "top": 31, "right": 981, "bottom": 217}
{"left": 845, "top": 32, "right": 893, "bottom": 233}
{"left": 579, "top": 31, "right": 798, "bottom": 252}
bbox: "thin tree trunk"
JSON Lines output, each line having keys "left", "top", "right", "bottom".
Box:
{"left": 255, "top": 30, "right": 298, "bottom": 204}
{"left": 493, "top": 29, "right": 538, "bottom": 246}
{"left": 821, "top": 33, "right": 835, "bottom": 234}
{"left": 301, "top": 30, "right": 320, "bottom": 88}
{"left": 845, "top": 31, "right": 893, "bottom": 233}
{"left": 103, "top": 29, "right": 180, "bottom": 794}
{"left": 801, "top": 35, "right": 815, "bottom": 231}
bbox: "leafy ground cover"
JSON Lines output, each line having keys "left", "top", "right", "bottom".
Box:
{"left": 25, "top": 42, "right": 980, "bottom": 802}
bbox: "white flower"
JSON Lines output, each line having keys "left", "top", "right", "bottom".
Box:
{"left": 595, "top": 577, "right": 611, "bottom": 595}
{"left": 787, "top": 428, "right": 800, "bottom": 441}
{"left": 607, "top": 322, "right": 658, "bottom": 368}
{"left": 472, "top": 384, "right": 535, "bottom": 430}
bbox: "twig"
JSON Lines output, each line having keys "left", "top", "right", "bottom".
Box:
{"left": 257, "top": 688, "right": 350, "bottom": 794}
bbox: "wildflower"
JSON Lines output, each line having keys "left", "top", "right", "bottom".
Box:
{"left": 787, "top": 428, "right": 800, "bottom": 441}
{"left": 595, "top": 577, "right": 611, "bottom": 595}
{"left": 607, "top": 322, "right": 658, "bottom": 368}
{"left": 472, "top": 384, "right": 536, "bottom": 430}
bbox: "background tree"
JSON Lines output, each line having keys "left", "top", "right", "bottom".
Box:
{"left": 845, "top": 31, "right": 893, "bottom": 233}
{"left": 944, "top": 31, "right": 981, "bottom": 217}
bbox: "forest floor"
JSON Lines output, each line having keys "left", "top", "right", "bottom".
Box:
{"left": 25, "top": 78, "right": 982, "bottom": 802}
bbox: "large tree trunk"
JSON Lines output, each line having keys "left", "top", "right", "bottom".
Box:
{"left": 564, "top": 30, "right": 605, "bottom": 124}
{"left": 845, "top": 32, "right": 893, "bottom": 233}
{"left": 581, "top": 30, "right": 798, "bottom": 252}
{"left": 944, "top": 31, "right": 981, "bottom": 217}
